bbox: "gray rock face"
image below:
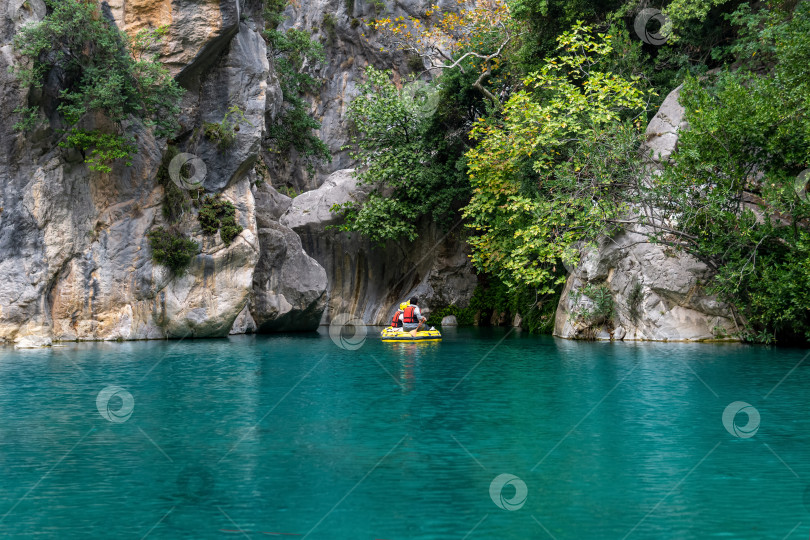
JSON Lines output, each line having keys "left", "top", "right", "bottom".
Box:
{"left": 185, "top": 22, "right": 270, "bottom": 192}
{"left": 274, "top": 0, "right": 442, "bottom": 190}
{"left": 253, "top": 181, "right": 292, "bottom": 224}
{"left": 553, "top": 86, "right": 739, "bottom": 342}
{"left": 281, "top": 169, "right": 477, "bottom": 324}
{"left": 441, "top": 315, "right": 458, "bottom": 326}
{"left": 248, "top": 180, "right": 330, "bottom": 333}
{"left": 645, "top": 85, "right": 686, "bottom": 162}
{"left": 554, "top": 229, "right": 738, "bottom": 341}
{"left": 230, "top": 305, "right": 257, "bottom": 335}
{"left": 14, "top": 334, "right": 52, "bottom": 349}
{"left": 0, "top": 1, "right": 275, "bottom": 343}
{"left": 251, "top": 220, "right": 328, "bottom": 332}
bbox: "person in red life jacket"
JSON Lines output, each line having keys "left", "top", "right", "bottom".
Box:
{"left": 391, "top": 301, "right": 408, "bottom": 329}
{"left": 400, "top": 296, "right": 427, "bottom": 337}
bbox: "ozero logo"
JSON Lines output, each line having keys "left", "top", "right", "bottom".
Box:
{"left": 489, "top": 473, "right": 528, "bottom": 511}
{"left": 96, "top": 386, "right": 135, "bottom": 423}
{"left": 168, "top": 153, "right": 207, "bottom": 191}
{"left": 329, "top": 313, "right": 367, "bottom": 351}
{"left": 176, "top": 465, "right": 215, "bottom": 501}
{"left": 722, "top": 401, "right": 760, "bottom": 438}
{"left": 402, "top": 81, "right": 441, "bottom": 121}
{"left": 634, "top": 8, "right": 671, "bottom": 46}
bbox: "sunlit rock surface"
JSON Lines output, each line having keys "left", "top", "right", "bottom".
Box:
{"left": 0, "top": 1, "right": 267, "bottom": 342}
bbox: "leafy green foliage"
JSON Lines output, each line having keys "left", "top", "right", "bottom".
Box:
{"left": 426, "top": 275, "right": 562, "bottom": 333}
{"left": 197, "top": 196, "right": 244, "bottom": 246}
{"left": 12, "top": 1, "right": 183, "bottom": 171}
{"left": 463, "top": 25, "right": 649, "bottom": 292}
{"left": 60, "top": 129, "right": 137, "bottom": 173}
{"left": 148, "top": 227, "right": 199, "bottom": 275}
{"left": 427, "top": 304, "right": 475, "bottom": 327}
{"left": 264, "top": 1, "right": 331, "bottom": 173}
{"left": 203, "top": 105, "right": 250, "bottom": 150}
{"left": 13, "top": 106, "right": 40, "bottom": 132}
{"left": 275, "top": 185, "right": 300, "bottom": 198}
{"left": 406, "top": 54, "right": 424, "bottom": 73}
{"left": 509, "top": 0, "right": 626, "bottom": 73}
{"left": 203, "top": 123, "right": 235, "bottom": 149}
{"left": 571, "top": 283, "right": 615, "bottom": 325}
{"left": 627, "top": 281, "right": 644, "bottom": 324}
{"left": 331, "top": 66, "right": 470, "bottom": 244}
{"left": 645, "top": 3, "right": 810, "bottom": 342}
{"left": 322, "top": 13, "right": 338, "bottom": 43}
{"left": 155, "top": 146, "right": 199, "bottom": 223}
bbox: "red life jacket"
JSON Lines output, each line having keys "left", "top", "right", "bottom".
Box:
{"left": 403, "top": 305, "right": 418, "bottom": 324}
{"left": 391, "top": 310, "right": 402, "bottom": 327}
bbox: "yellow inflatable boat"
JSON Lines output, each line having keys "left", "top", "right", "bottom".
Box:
{"left": 380, "top": 327, "right": 442, "bottom": 342}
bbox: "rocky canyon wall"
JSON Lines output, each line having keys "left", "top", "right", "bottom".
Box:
{"left": 0, "top": 0, "right": 474, "bottom": 346}
{"left": 553, "top": 87, "right": 740, "bottom": 342}
{"left": 0, "top": 0, "right": 312, "bottom": 346}
{"left": 0, "top": 0, "right": 740, "bottom": 346}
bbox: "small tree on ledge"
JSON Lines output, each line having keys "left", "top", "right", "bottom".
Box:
{"left": 12, "top": 0, "right": 184, "bottom": 172}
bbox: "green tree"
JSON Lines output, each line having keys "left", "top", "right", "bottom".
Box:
{"left": 646, "top": 3, "right": 810, "bottom": 342}
{"left": 147, "top": 227, "right": 199, "bottom": 275}
{"left": 330, "top": 66, "right": 470, "bottom": 243}
{"left": 12, "top": 0, "right": 184, "bottom": 172}
{"left": 463, "top": 25, "right": 649, "bottom": 292}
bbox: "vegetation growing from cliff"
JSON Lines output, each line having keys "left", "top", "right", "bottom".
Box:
{"left": 197, "top": 196, "right": 243, "bottom": 246}
{"left": 203, "top": 105, "right": 251, "bottom": 151}
{"left": 627, "top": 281, "right": 644, "bottom": 324}
{"left": 263, "top": 0, "right": 331, "bottom": 173}
{"left": 330, "top": 66, "right": 470, "bottom": 243}
{"left": 156, "top": 146, "right": 201, "bottom": 224}
{"left": 644, "top": 3, "right": 810, "bottom": 343}
{"left": 571, "top": 284, "right": 615, "bottom": 327}
{"left": 147, "top": 228, "right": 199, "bottom": 275}
{"left": 12, "top": 0, "right": 184, "bottom": 172}
{"left": 370, "top": 0, "right": 518, "bottom": 104}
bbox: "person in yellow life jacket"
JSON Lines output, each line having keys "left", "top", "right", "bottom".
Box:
{"left": 400, "top": 296, "right": 427, "bottom": 337}
{"left": 391, "top": 302, "right": 408, "bottom": 329}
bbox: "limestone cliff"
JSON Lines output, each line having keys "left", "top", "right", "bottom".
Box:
{"left": 281, "top": 170, "right": 477, "bottom": 324}
{"left": 553, "top": 86, "right": 740, "bottom": 342}
{"left": 0, "top": 0, "right": 472, "bottom": 345}
{"left": 0, "top": 0, "right": 322, "bottom": 345}
{"left": 272, "top": 0, "right": 449, "bottom": 190}
{"left": 0, "top": 0, "right": 740, "bottom": 346}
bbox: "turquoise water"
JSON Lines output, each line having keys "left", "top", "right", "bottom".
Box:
{"left": 1, "top": 328, "right": 809, "bottom": 539}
